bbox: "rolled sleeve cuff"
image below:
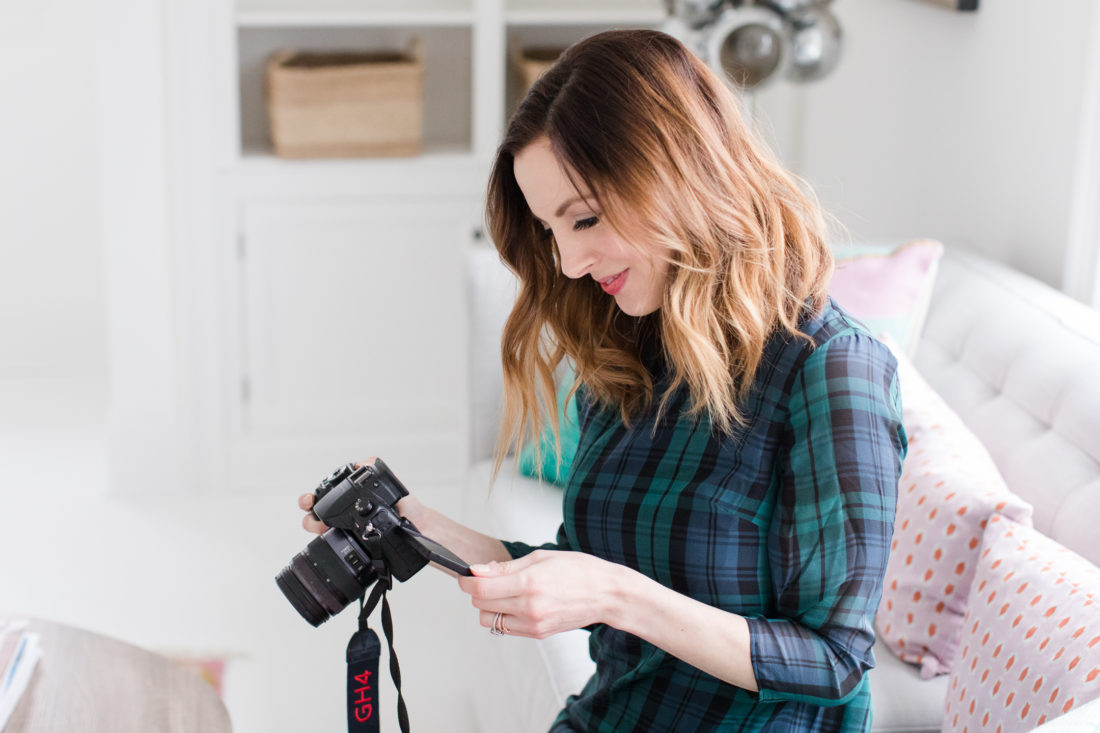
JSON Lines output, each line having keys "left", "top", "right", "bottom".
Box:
{"left": 746, "top": 616, "right": 869, "bottom": 707}
{"left": 500, "top": 540, "right": 561, "bottom": 560}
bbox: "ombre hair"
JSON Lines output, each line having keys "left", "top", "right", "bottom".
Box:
{"left": 486, "top": 29, "right": 833, "bottom": 476}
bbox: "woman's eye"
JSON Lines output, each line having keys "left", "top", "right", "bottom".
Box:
{"left": 574, "top": 216, "right": 599, "bottom": 231}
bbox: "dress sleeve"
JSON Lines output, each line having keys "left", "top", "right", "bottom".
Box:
{"left": 745, "top": 332, "right": 906, "bottom": 706}
{"left": 501, "top": 523, "right": 572, "bottom": 559}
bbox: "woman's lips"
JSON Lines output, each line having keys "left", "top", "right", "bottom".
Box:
{"left": 600, "top": 269, "right": 628, "bottom": 295}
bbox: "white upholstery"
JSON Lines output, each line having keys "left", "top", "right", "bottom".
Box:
{"left": 463, "top": 246, "right": 1100, "bottom": 732}
{"left": 915, "top": 251, "right": 1100, "bottom": 567}
{"left": 865, "top": 639, "right": 948, "bottom": 733}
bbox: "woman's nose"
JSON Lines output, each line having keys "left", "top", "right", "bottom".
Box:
{"left": 556, "top": 236, "right": 597, "bottom": 279}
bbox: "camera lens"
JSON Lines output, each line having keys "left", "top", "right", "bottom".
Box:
{"left": 276, "top": 529, "right": 376, "bottom": 626}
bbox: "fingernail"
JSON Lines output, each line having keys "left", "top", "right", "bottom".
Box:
{"left": 470, "top": 564, "right": 491, "bottom": 575}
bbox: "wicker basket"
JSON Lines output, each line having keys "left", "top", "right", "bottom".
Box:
{"left": 512, "top": 45, "right": 565, "bottom": 95}
{"left": 266, "top": 40, "right": 423, "bottom": 158}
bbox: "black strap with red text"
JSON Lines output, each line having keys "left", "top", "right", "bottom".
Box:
{"left": 347, "top": 580, "right": 410, "bottom": 733}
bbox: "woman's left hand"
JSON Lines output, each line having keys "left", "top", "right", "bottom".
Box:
{"left": 457, "top": 550, "right": 625, "bottom": 639}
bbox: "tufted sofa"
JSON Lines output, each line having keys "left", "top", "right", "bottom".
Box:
{"left": 461, "top": 246, "right": 1100, "bottom": 732}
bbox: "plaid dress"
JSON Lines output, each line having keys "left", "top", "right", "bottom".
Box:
{"left": 503, "top": 299, "right": 906, "bottom": 732}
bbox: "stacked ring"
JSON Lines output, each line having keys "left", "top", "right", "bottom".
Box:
{"left": 490, "top": 612, "right": 506, "bottom": 636}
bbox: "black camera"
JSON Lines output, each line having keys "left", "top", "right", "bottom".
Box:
{"left": 276, "top": 459, "right": 472, "bottom": 626}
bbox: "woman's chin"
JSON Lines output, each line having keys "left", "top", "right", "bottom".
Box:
{"left": 615, "top": 297, "right": 661, "bottom": 317}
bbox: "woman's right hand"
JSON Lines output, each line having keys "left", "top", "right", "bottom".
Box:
{"left": 300, "top": 456, "right": 382, "bottom": 534}
{"left": 298, "top": 456, "right": 423, "bottom": 535}
{"left": 298, "top": 492, "right": 329, "bottom": 535}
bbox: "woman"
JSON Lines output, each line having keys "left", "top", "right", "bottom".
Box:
{"left": 302, "top": 29, "right": 904, "bottom": 732}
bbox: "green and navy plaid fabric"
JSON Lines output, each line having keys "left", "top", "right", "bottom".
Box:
{"left": 503, "top": 299, "right": 906, "bottom": 732}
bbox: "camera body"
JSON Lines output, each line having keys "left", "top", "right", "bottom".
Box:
{"left": 276, "top": 459, "right": 471, "bottom": 627}
{"left": 312, "top": 461, "right": 428, "bottom": 583}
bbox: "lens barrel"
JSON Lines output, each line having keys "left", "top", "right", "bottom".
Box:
{"left": 276, "top": 529, "right": 376, "bottom": 626}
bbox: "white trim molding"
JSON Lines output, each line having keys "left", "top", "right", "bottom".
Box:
{"left": 96, "top": 0, "right": 194, "bottom": 495}
{"left": 1063, "top": 3, "right": 1100, "bottom": 308}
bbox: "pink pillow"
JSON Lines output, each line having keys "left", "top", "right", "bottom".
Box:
{"left": 943, "top": 514, "right": 1100, "bottom": 731}
{"left": 829, "top": 239, "right": 944, "bottom": 357}
{"left": 875, "top": 342, "right": 1033, "bottom": 679}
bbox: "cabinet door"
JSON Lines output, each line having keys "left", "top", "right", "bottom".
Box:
{"left": 233, "top": 199, "right": 471, "bottom": 491}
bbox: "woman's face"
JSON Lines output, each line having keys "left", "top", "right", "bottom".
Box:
{"left": 513, "top": 137, "right": 669, "bottom": 317}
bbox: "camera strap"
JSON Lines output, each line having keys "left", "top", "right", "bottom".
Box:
{"left": 347, "top": 580, "right": 410, "bottom": 733}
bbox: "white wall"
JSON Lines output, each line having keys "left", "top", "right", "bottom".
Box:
{"left": 3, "top": 0, "right": 1096, "bottom": 385}
{"left": 791, "top": 0, "right": 1099, "bottom": 288}
{"left": 0, "top": 2, "right": 107, "bottom": 377}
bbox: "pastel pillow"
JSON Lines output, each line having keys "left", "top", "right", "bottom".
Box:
{"left": 875, "top": 338, "right": 1033, "bottom": 679}
{"left": 943, "top": 514, "right": 1100, "bottom": 732}
{"left": 1029, "top": 695, "right": 1100, "bottom": 731}
{"left": 829, "top": 239, "right": 944, "bottom": 357}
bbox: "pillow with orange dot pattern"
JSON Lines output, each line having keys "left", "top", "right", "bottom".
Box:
{"left": 875, "top": 338, "right": 1032, "bottom": 679}
{"left": 943, "top": 513, "right": 1100, "bottom": 732}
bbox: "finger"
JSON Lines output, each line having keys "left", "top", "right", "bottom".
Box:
{"left": 460, "top": 555, "right": 542, "bottom": 594}
{"left": 478, "top": 609, "right": 517, "bottom": 632}
{"left": 477, "top": 610, "right": 534, "bottom": 638}
{"left": 301, "top": 513, "right": 328, "bottom": 534}
{"left": 469, "top": 595, "right": 528, "bottom": 615}
{"left": 355, "top": 456, "right": 379, "bottom": 469}
{"left": 298, "top": 493, "right": 314, "bottom": 511}
{"left": 457, "top": 572, "right": 524, "bottom": 601}
{"left": 469, "top": 552, "right": 541, "bottom": 577}
{"left": 478, "top": 609, "right": 502, "bottom": 630}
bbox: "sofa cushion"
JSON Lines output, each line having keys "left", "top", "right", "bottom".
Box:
{"left": 876, "top": 338, "right": 1032, "bottom": 679}
{"left": 943, "top": 514, "right": 1100, "bottom": 732}
{"left": 829, "top": 239, "right": 944, "bottom": 357}
{"left": 869, "top": 637, "right": 950, "bottom": 732}
{"left": 915, "top": 251, "right": 1100, "bottom": 568}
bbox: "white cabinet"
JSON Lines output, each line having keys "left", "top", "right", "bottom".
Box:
{"left": 230, "top": 200, "right": 470, "bottom": 490}
{"left": 239, "top": 201, "right": 465, "bottom": 437}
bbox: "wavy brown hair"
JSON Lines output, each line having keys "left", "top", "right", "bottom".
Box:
{"left": 486, "top": 29, "right": 834, "bottom": 477}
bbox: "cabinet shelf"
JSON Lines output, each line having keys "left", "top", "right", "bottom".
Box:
{"left": 505, "top": 0, "right": 664, "bottom": 26}
{"left": 237, "top": 2, "right": 664, "bottom": 28}
{"left": 505, "top": 8, "right": 665, "bottom": 25}
{"left": 229, "top": 143, "right": 483, "bottom": 199}
{"left": 237, "top": 26, "right": 473, "bottom": 159}
{"left": 237, "top": 0, "right": 474, "bottom": 19}
{"left": 236, "top": 9, "right": 476, "bottom": 28}
{"left": 237, "top": 141, "right": 475, "bottom": 167}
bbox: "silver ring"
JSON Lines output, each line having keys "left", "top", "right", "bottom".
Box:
{"left": 490, "top": 612, "right": 504, "bottom": 636}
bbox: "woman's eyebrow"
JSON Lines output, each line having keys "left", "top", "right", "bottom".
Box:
{"left": 555, "top": 195, "right": 587, "bottom": 217}
{"left": 532, "top": 193, "right": 595, "bottom": 225}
